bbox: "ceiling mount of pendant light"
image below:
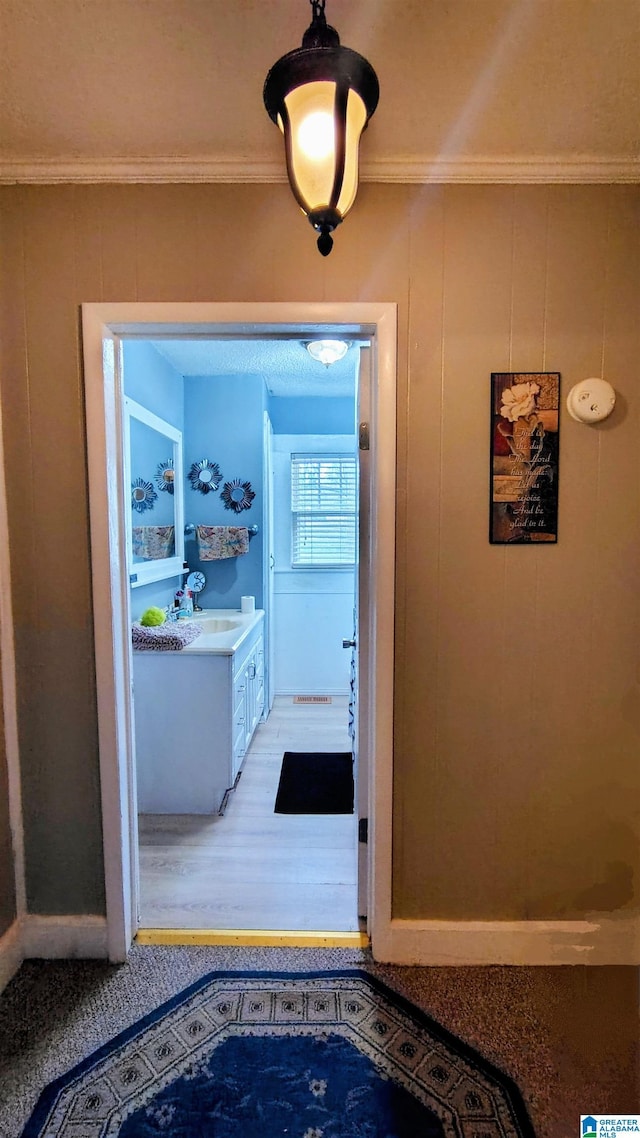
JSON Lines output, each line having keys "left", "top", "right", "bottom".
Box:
{"left": 263, "top": 0, "right": 379, "bottom": 257}
{"left": 306, "top": 339, "right": 350, "bottom": 366}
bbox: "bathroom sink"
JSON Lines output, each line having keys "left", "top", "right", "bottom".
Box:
{"left": 195, "top": 617, "right": 242, "bottom": 634}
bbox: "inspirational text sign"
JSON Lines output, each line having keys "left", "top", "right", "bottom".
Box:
{"left": 490, "top": 372, "right": 560, "bottom": 544}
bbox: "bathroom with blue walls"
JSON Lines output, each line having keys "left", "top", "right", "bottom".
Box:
{"left": 183, "top": 374, "right": 265, "bottom": 610}
{"left": 123, "top": 340, "right": 357, "bottom": 695}
{"left": 124, "top": 340, "right": 360, "bottom": 937}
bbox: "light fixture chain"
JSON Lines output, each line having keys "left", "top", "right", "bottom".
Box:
{"left": 310, "top": 0, "right": 326, "bottom": 21}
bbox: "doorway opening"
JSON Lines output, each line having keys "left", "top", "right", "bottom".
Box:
{"left": 125, "top": 336, "right": 362, "bottom": 933}
{"left": 81, "top": 302, "right": 396, "bottom": 962}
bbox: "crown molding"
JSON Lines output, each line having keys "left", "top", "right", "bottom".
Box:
{"left": 366, "top": 155, "right": 640, "bottom": 184}
{"left": 0, "top": 154, "right": 638, "bottom": 186}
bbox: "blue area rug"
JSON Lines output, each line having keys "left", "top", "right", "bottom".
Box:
{"left": 22, "top": 970, "right": 535, "bottom": 1137}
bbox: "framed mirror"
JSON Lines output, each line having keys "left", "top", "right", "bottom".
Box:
{"left": 123, "top": 397, "right": 185, "bottom": 587}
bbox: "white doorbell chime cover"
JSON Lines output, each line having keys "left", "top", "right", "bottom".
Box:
{"left": 566, "top": 378, "right": 616, "bottom": 424}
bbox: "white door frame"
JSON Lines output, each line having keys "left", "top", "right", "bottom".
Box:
{"left": 261, "top": 411, "right": 276, "bottom": 715}
{"left": 81, "top": 302, "right": 396, "bottom": 963}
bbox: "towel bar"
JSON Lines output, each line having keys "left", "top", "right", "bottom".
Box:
{"left": 184, "top": 523, "right": 258, "bottom": 537}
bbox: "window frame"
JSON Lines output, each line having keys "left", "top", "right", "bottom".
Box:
{"left": 290, "top": 451, "right": 358, "bottom": 570}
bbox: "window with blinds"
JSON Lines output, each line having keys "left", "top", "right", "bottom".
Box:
{"left": 291, "top": 454, "right": 357, "bottom": 567}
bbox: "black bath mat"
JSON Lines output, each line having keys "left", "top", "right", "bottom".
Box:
{"left": 274, "top": 751, "right": 354, "bottom": 814}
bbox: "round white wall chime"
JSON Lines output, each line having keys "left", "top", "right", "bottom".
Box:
{"left": 566, "top": 378, "right": 616, "bottom": 424}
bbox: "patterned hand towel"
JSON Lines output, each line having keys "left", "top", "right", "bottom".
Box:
{"left": 131, "top": 622, "right": 202, "bottom": 651}
{"left": 196, "top": 525, "right": 250, "bottom": 560}
{"left": 132, "top": 525, "right": 175, "bottom": 560}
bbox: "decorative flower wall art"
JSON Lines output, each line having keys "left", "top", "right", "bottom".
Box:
{"left": 221, "top": 478, "right": 255, "bottom": 513}
{"left": 500, "top": 381, "right": 540, "bottom": 422}
{"left": 131, "top": 477, "right": 158, "bottom": 514}
{"left": 490, "top": 372, "right": 560, "bottom": 544}
{"left": 188, "top": 459, "right": 223, "bottom": 495}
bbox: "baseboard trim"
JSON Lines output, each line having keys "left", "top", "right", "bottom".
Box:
{"left": 0, "top": 918, "right": 23, "bottom": 992}
{"left": 372, "top": 916, "right": 640, "bottom": 966}
{"left": 22, "top": 914, "right": 108, "bottom": 960}
{"left": 276, "top": 689, "right": 350, "bottom": 698}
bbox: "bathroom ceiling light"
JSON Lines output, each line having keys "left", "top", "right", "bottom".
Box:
{"left": 263, "top": 0, "right": 379, "bottom": 257}
{"left": 306, "top": 339, "right": 350, "bottom": 366}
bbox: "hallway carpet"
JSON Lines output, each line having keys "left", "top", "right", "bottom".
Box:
{"left": 20, "top": 970, "right": 534, "bottom": 1137}
{"left": 0, "top": 946, "right": 637, "bottom": 1138}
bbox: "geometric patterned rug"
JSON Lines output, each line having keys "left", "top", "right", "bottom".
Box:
{"left": 21, "top": 970, "right": 535, "bottom": 1137}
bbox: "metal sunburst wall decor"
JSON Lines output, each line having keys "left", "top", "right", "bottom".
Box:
{"left": 131, "top": 477, "right": 157, "bottom": 513}
{"left": 221, "top": 479, "right": 255, "bottom": 513}
{"left": 155, "top": 459, "right": 175, "bottom": 495}
{"left": 188, "top": 458, "right": 223, "bottom": 495}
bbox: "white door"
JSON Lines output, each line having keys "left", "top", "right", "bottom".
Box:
{"left": 260, "top": 409, "right": 275, "bottom": 710}
{"left": 262, "top": 412, "right": 276, "bottom": 713}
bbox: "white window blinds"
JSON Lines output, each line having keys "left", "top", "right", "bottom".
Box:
{"left": 291, "top": 454, "right": 357, "bottom": 567}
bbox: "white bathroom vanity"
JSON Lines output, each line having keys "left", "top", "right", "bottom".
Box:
{"left": 133, "top": 609, "right": 265, "bottom": 814}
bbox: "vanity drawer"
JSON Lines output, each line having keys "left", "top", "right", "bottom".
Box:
{"left": 232, "top": 623, "right": 261, "bottom": 680}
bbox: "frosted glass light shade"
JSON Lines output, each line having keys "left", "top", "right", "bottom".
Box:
{"left": 306, "top": 339, "right": 350, "bottom": 365}
{"left": 278, "top": 81, "right": 367, "bottom": 223}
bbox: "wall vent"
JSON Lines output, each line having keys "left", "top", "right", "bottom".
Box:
{"left": 293, "top": 695, "right": 332, "bottom": 704}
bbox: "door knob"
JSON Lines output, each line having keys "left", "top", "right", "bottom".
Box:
{"left": 342, "top": 638, "right": 356, "bottom": 648}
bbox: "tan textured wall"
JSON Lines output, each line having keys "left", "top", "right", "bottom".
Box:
{"left": 0, "top": 273, "right": 18, "bottom": 934}
{"left": 0, "top": 182, "right": 638, "bottom": 919}
{"left": 0, "top": 640, "right": 16, "bottom": 935}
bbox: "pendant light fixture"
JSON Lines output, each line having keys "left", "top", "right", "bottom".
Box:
{"left": 263, "top": 0, "right": 379, "bottom": 256}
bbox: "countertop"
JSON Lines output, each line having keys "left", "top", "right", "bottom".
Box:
{"left": 172, "top": 608, "right": 264, "bottom": 656}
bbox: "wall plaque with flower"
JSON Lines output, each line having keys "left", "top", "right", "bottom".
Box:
{"left": 490, "top": 372, "right": 560, "bottom": 543}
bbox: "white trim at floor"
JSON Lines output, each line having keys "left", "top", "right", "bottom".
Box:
{"left": 0, "top": 918, "right": 22, "bottom": 992}
{"left": 276, "top": 690, "right": 350, "bottom": 697}
{"left": 0, "top": 915, "right": 110, "bottom": 993}
{"left": 21, "top": 915, "right": 108, "bottom": 960}
{"left": 3, "top": 913, "right": 638, "bottom": 977}
{"left": 375, "top": 916, "right": 640, "bottom": 966}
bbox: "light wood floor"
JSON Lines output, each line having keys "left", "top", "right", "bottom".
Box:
{"left": 138, "top": 696, "right": 359, "bottom": 931}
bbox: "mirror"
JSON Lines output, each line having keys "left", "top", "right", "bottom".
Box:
{"left": 188, "top": 458, "right": 223, "bottom": 494}
{"left": 123, "top": 397, "right": 184, "bottom": 587}
{"left": 155, "top": 459, "right": 175, "bottom": 493}
{"left": 221, "top": 478, "right": 256, "bottom": 513}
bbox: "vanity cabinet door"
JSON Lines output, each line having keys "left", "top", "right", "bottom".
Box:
{"left": 230, "top": 618, "right": 265, "bottom": 782}
{"left": 244, "top": 630, "right": 265, "bottom": 747}
{"left": 232, "top": 672, "right": 247, "bottom": 780}
{"left": 255, "top": 642, "right": 265, "bottom": 722}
